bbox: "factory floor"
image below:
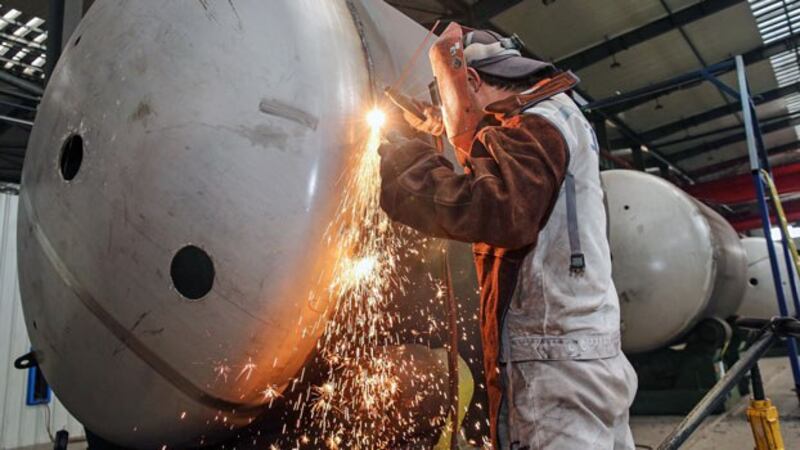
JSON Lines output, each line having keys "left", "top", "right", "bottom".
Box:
{"left": 630, "top": 355, "right": 800, "bottom": 449}
{"left": 14, "top": 357, "right": 800, "bottom": 450}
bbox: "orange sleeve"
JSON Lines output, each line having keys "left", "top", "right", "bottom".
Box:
{"left": 379, "top": 114, "right": 569, "bottom": 249}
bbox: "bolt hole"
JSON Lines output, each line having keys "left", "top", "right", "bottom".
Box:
{"left": 170, "top": 245, "right": 215, "bottom": 300}
{"left": 59, "top": 134, "right": 83, "bottom": 181}
{"left": 74, "top": 35, "right": 81, "bottom": 47}
{"left": 749, "top": 277, "right": 759, "bottom": 286}
{"left": 623, "top": 205, "right": 630, "bottom": 211}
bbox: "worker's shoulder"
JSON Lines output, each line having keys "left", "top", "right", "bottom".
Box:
{"left": 521, "top": 93, "right": 580, "bottom": 119}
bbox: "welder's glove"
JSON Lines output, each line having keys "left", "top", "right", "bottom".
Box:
{"left": 402, "top": 99, "right": 444, "bottom": 137}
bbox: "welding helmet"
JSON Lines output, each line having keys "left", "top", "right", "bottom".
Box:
{"left": 429, "top": 23, "right": 480, "bottom": 153}
{"left": 429, "top": 23, "right": 555, "bottom": 154}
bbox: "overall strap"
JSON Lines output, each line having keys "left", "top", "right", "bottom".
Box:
{"left": 565, "top": 171, "right": 585, "bottom": 274}
{"left": 484, "top": 71, "right": 581, "bottom": 117}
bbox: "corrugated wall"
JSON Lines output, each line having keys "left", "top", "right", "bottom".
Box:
{"left": 0, "top": 193, "right": 85, "bottom": 449}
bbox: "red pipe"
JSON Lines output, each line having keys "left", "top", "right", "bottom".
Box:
{"left": 728, "top": 198, "right": 800, "bottom": 232}
{"left": 685, "top": 162, "right": 800, "bottom": 205}
{"left": 600, "top": 149, "right": 633, "bottom": 169}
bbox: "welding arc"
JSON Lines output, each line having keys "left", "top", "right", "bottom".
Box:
{"left": 442, "top": 246, "right": 459, "bottom": 450}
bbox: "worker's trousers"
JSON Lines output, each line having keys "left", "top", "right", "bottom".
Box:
{"left": 497, "top": 352, "right": 638, "bottom": 450}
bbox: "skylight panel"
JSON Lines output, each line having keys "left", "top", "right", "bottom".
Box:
{"left": 750, "top": 0, "right": 800, "bottom": 139}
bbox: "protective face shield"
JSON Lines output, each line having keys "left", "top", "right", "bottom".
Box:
{"left": 428, "top": 23, "right": 483, "bottom": 156}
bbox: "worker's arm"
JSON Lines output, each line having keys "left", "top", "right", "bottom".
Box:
{"left": 379, "top": 114, "right": 568, "bottom": 249}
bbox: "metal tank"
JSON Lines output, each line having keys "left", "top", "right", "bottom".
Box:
{"left": 17, "top": 1, "right": 441, "bottom": 447}
{"left": 602, "top": 170, "right": 747, "bottom": 354}
{"left": 738, "top": 237, "right": 799, "bottom": 319}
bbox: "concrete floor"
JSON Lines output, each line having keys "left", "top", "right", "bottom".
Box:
{"left": 631, "top": 356, "right": 800, "bottom": 449}
{"left": 16, "top": 357, "right": 800, "bottom": 450}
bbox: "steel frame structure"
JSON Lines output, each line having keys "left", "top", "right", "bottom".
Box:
{"left": 592, "top": 53, "right": 800, "bottom": 448}
{"left": 734, "top": 54, "right": 800, "bottom": 394}
{"left": 677, "top": 59, "right": 800, "bottom": 450}
{"left": 656, "top": 59, "right": 800, "bottom": 448}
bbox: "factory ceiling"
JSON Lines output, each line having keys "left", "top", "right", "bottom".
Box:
{"left": 390, "top": 0, "right": 800, "bottom": 186}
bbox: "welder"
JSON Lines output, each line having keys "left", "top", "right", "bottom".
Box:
{"left": 379, "top": 23, "right": 637, "bottom": 449}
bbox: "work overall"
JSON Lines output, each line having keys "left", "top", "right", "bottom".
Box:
{"left": 496, "top": 93, "right": 637, "bottom": 450}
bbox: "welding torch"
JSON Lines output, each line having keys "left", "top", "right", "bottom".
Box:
{"left": 384, "top": 87, "right": 426, "bottom": 122}
{"left": 383, "top": 85, "right": 445, "bottom": 152}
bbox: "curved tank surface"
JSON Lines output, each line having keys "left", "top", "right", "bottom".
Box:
{"left": 17, "top": 1, "right": 446, "bottom": 447}
{"left": 603, "top": 170, "right": 747, "bottom": 354}
{"left": 738, "top": 237, "right": 799, "bottom": 318}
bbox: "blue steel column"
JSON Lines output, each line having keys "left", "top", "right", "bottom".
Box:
{"left": 736, "top": 55, "right": 800, "bottom": 396}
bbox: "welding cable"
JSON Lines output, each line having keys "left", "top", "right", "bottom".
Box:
{"left": 760, "top": 169, "right": 800, "bottom": 282}
{"left": 441, "top": 245, "right": 459, "bottom": 450}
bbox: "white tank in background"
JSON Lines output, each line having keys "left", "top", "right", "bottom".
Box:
{"left": 738, "top": 237, "right": 799, "bottom": 319}
{"left": 602, "top": 170, "right": 747, "bottom": 354}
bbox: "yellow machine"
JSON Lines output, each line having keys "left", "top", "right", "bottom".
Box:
{"left": 746, "top": 398, "right": 784, "bottom": 450}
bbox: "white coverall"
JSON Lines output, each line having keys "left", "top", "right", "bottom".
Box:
{"left": 497, "top": 93, "right": 638, "bottom": 450}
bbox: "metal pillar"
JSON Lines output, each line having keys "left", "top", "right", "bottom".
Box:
{"left": 631, "top": 144, "right": 646, "bottom": 170}
{"left": 0, "top": 71, "right": 43, "bottom": 97}
{"left": 592, "top": 115, "right": 610, "bottom": 150}
{"left": 63, "top": 0, "right": 85, "bottom": 46}
{"left": 736, "top": 54, "right": 800, "bottom": 398}
{"left": 592, "top": 115, "right": 612, "bottom": 169}
{"left": 658, "top": 163, "right": 669, "bottom": 178}
{"left": 46, "top": 0, "right": 66, "bottom": 81}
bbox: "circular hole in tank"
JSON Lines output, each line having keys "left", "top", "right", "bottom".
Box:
{"left": 170, "top": 245, "right": 215, "bottom": 300}
{"left": 59, "top": 134, "right": 83, "bottom": 181}
{"left": 749, "top": 277, "right": 759, "bottom": 286}
{"left": 623, "top": 205, "right": 630, "bottom": 211}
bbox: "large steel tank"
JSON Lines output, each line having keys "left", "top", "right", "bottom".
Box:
{"left": 17, "top": 1, "right": 441, "bottom": 447}
{"left": 603, "top": 170, "right": 747, "bottom": 354}
{"left": 738, "top": 237, "right": 799, "bottom": 318}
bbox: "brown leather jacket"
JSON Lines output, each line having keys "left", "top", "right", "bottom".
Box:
{"left": 379, "top": 113, "right": 569, "bottom": 445}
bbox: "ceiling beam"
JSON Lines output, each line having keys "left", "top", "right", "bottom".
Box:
{"left": 655, "top": 111, "right": 796, "bottom": 147}
{"left": 612, "top": 80, "right": 800, "bottom": 147}
{"left": 586, "top": 30, "right": 800, "bottom": 114}
{"left": 670, "top": 113, "right": 800, "bottom": 162}
{"left": 556, "top": 0, "right": 744, "bottom": 72}
{"left": 657, "top": 0, "right": 744, "bottom": 131}
{"left": 487, "top": 23, "right": 692, "bottom": 181}
{"left": 0, "top": 70, "right": 43, "bottom": 97}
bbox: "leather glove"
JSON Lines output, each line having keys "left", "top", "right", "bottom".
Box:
{"left": 400, "top": 98, "right": 445, "bottom": 137}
